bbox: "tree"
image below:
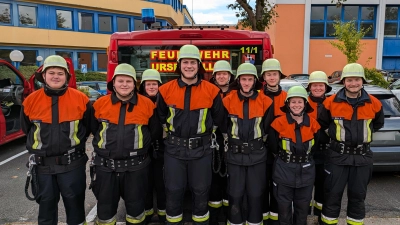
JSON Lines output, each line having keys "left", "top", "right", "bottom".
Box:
{"left": 57, "top": 13, "right": 67, "bottom": 28}
{"left": 227, "top": 0, "right": 278, "bottom": 31}
{"left": 0, "top": 8, "right": 11, "bottom": 23}
{"left": 329, "top": 20, "right": 371, "bottom": 63}
{"left": 19, "top": 13, "right": 35, "bottom": 25}
{"left": 227, "top": 0, "right": 348, "bottom": 31}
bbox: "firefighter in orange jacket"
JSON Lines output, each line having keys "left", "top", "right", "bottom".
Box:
{"left": 208, "top": 60, "right": 235, "bottom": 224}
{"left": 157, "top": 45, "right": 227, "bottom": 225}
{"left": 268, "top": 86, "right": 321, "bottom": 225}
{"left": 260, "top": 58, "right": 287, "bottom": 225}
{"left": 138, "top": 69, "right": 167, "bottom": 224}
{"left": 223, "top": 63, "right": 274, "bottom": 225}
{"left": 319, "top": 63, "right": 384, "bottom": 225}
{"left": 21, "top": 55, "right": 91, "bottom": 225}
{"left": 90, "top": 64, "right": 158, "bottom": 225}
{"left": 306, "top": 71, "right": 332, "bottom": 224}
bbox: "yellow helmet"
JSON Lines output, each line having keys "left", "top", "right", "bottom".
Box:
{"left": 212, "top": 60, "right": 233, "bottom": 76}
{"left": 175, "top": 44, "right": 206, "bottom": 74}
{"left": 281, "top": 86, "right": 313, "bottom": 115}
{"left": 141, "top": 69, "right": 162, "bottom": 84}
{"left": 307, "top": 71, "right": 332, "bottom": 92}
{"left": 35, "top": 55, "right": 70, "bottom": 83}
{"left": 235, "top": 63, "right": 258, "bottom": 79}
{"left": 261, "top": 58, "right": 285, "bottom": 79}
{"left": 286, "top": 86, "right": 308, "bottom": 102}
{"left": 340, "top": 63, "right": 367, "bottom": 84}
{"left": 107, "top": 63, "right": 137, "bottom": 92}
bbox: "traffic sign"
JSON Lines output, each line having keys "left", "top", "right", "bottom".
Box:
{"left": 81, "top": 64, "right": 87, "bottom": 73}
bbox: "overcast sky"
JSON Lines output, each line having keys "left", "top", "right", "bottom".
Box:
{"left": 182, "top": 0, "right": 240, "bottom": 25}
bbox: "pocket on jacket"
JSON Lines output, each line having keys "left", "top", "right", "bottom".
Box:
{"left": 301, "top": 162, "right": 316, "bottom": 186}
{"left": 272, "top": 157, "right": 296, "bottom": 187}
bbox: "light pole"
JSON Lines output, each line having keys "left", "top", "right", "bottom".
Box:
{"left": 36, "top": 56, "right": 43, "bottom": 66}
{"left": 9, "top": 50, "right": 24, "bottom": 70}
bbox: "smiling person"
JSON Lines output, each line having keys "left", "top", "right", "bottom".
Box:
{"left": 157, "top": 45, "right": 227, "bottom": 225}
{"left": 138, "top": 69, "right": 167, "bottom": 224}
{"left": 260, "top": 58, "right": 287, "bottom": 225}
{"left": 318, "top": 63, "right": 384, "bottom": 225}
{"left": 223, "top": 63, "right": 274, "bottom": 225}
{"left": 90, "top": 64, "right": 158, "bottom": 225}
{"left": 306, "top": 71, "right": 332, "bottom": 224}
{"left": 208, "top": 60, "right": 235, "bottom": 224}
{"left": 21, "top": 55, "right": 91, "bottom": 225}
{"left": 268, "top": 86, "right": 321, "bottom": 225}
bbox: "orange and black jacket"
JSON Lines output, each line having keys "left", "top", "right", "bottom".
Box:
{"left": 308, "top": 95, "right": 330, "bottom": 164}
{"left": 223, "top": 90, "right": 274, "bottom": 166}
{"left": 157, "top": 78, "right": 227, "bottom": 160}
{"left": 91, "top": 92, "right": 157, "bottom": 168}
{"left": 318, "top": 88, "right": 384, "bottom": 166}
{"left": 21, "top": 87, "right": 91, "bottom": 174}
{"left": 140, "top": 91, "right": 164, "bottom": 159}
{"left": 268, "top": 113, "right": 321, "bottom": 187}
{"left": 262, "top": 85, "right": 287, "bottom": 118}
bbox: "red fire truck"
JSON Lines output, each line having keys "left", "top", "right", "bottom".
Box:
{"left": 0, "top": 58, "right": 76, "bottom": 146}
{"left": 106, "top": 25, "right": 273, "bottom": 83}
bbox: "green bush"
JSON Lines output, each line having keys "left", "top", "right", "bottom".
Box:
{"left": 75, "top": 70, "right": 107, "bottom": 82}
{"left": 77, "top": 86, "right": 91, "bottom": 97}
{"left": 19, "top": 65, "right": 39, "bottom": 79}
{"left": 364, "top": 68, "right": 389, "bottom": 89}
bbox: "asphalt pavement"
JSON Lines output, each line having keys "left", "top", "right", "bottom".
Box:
{"left": 0, "top": 137, "right": 399, "bottom": 225}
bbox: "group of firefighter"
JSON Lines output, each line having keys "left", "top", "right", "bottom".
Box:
{"left": 21, "top": 44, "right": 384, "bottom": 225}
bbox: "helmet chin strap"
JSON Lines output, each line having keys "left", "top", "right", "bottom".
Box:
{"left": 113, "top": 86, "right": 134, "bottom": 99}
{"left": 238, "top": 80, "right": 255, "bottom": 95}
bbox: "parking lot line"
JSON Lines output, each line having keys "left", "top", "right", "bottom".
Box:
{"left": 0, "top": 150, "right": 28, "bottom": 166}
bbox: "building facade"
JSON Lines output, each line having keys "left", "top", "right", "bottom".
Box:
{"left": 267, "top": 0, "right": 400, "bottom": 76}
{"left": 0, "top": 0, "right": 193, "bottom": 71}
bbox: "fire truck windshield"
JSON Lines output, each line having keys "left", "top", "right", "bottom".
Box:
{"left": 118, "top": 44, "right": 263, "bottom": 82}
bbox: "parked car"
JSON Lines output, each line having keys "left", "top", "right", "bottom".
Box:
{"left": 328, "top": 70, "right": 342, "bottom": 84}
{"left": 77, "top": 85, "right": 103, "bottom": 102}
{"left": 77, "top": 81, "right": 107, "bottom": 95}
{"left": 285, "top": 73, "right": 309, "bottom": 81}
{"left": 280, "top": 80, "right": 400, "bottom": 172}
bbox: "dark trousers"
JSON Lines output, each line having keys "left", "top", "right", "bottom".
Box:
{"left": 208, "top": 167, "right": 228, "bottom": 225}
{"left": 263, "top": 163, "right": 279, "bottom": 225}
{"left": 273, "top": 183, "right": 313, "bottom": 225}
{"left": 309, "top": 163, "right": 325, "bottom": 222}
{"left": 164, "top": 153, "right": 212, "bottom": 225}
{"left": 93, "top": 165, "right": 149, "bottom": 225}
{"left": 145, "top": 156, "right": 166, "bottom": 223}
{"left": 227, "top": 162, "right": 266, "bottom": 224}
{"left": 321, "top": 163, "right": 373, "bottom": 225}
{"left": 36, "top": 165, "right": 86, "bottom": 225}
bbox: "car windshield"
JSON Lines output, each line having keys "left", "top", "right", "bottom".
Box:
{"left": 376, "top": 94, "right": 400, "bottom": 117}
{"left": 98, "top": 83, "right": 107, "bottom": 90}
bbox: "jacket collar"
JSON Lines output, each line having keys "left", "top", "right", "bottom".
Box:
{"left": 309, "top": 94, "right": 325, "bottom": 104}
{"left": 263, "top": 84, "right": 283, "bottom": 97}
{"left": 286, "top": 112, "right": 311, "bottom": 127}
{"left": 178, "top": 77, "right": 202, "bottom": 87}
{"left": 111, "top": 92, "right": 138, "bottom": 105}
{"left": 334, "top": 87, "right": 371, "bottom": 104}
{"left": 238, "top": 89, "right": 258, "bottom": 101}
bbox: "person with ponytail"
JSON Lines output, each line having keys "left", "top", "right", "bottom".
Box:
{"left": 268, "top": 86, "right": 321, "bottom": 225}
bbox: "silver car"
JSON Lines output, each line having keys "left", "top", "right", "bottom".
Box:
{"left": 279, "top": 80, "right": 400, "bottom": 172}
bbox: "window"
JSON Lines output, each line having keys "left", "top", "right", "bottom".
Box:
{"left": 117, "top": 17, "right": 130, "bottom": 32}
{"left": 78, "top": 52, "right": 93, "bottom": 71}
{"left": 20, "top": 50, "right": 37, "bottom": 66}
{"left": 97, "top": 53, "right": 107, "bottom": 71}
{"left": 0, "top": 3, "right": 11, "bottom": 24}
{"left": 99, "top": 15, "right": 112, "bottom": 33}
{"left": 56, "top": 10, "right": 72, "bottom": 29}
{"left": 384, "top": 6, "right": 400, "bottom": 38}
{"left": 135, "top": 19, "right": 160, "bottom": 30}
{"left": 310, "top": 5, "right": 376, "bottom": 38}
{"left": 18, "top": 5, "right": 37, "bottom": 26}
{"left": 78, "top": 12, "right": 93, "bottom": 31}
{"left": 55, "top": 51, "right": 73, "bottom": 58}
